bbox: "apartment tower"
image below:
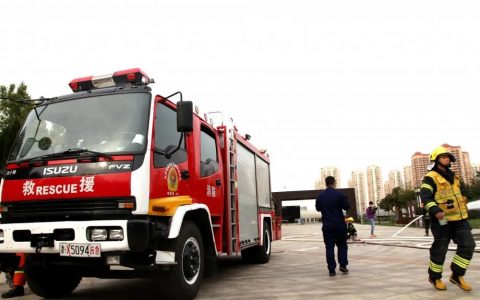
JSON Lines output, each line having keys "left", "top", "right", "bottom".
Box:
{"left": 366, "top": 165, "right": 383, "bottom": 205}
{"left": 388, "top": 170, "right": 403, "bottom": 193}
{"left": 349, "top": 171, "right": 367, "bottom": 215}
{"left": 411, "top": 152, "right": 430, "bottom": 188}
{"left": 403, "top": 166, "right": 413, "bottom": 190}
{"left": 316, "top": 167, "right": 341, "bottom": 189}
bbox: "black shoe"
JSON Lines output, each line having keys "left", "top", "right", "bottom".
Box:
{"left": 2, "top": 286, "right": 24, "bottom": 298}
{"left": 329, "top": 270, "right": 336, "bottom": 277}
{"left": 339, "top": 266, "right": 349, "bottom": 274}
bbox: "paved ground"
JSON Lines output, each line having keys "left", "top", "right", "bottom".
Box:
{"left": 0, "top": 222, "right": 479, "bottom": 299}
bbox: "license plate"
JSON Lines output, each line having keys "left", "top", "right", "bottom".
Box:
{"left": 59, "top": 243, "right": 101, "bottom": 257}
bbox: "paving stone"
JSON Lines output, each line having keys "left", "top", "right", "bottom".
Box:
{"left": 0, "top": 223, "right": 478, "bottom": 299}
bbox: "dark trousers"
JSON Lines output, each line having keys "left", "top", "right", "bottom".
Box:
{"left": 323, "top": 228, "right": 348, "bottom": 271}
{"left": 424, "top": 218, "right": 430, "bottom": 235}
{"left": 429, "top": 219, "right": 476, "bottom": 279}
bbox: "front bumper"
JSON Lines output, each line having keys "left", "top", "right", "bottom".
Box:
{"left": 0, "top": 219, "right": 147, "bottom": 254}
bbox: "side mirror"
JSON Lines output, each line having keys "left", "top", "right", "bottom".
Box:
{"left": 177, "top": 101, "right": 193, "bottom": 132}
{"left": 0, "top": 169, "right": 5, "bottom": 179}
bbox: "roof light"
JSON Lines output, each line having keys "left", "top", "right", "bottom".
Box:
{"left": 69, "top": 76, "right": 94, "bottom": 92}
{"left": 92, "top": 74, "right": 116, "bottom": 89}
{"left": 68, "top": 68, "right": 152, "bottom": 92}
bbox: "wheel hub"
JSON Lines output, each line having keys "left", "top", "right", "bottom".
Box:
{"left": 182, "top": 237, "right": 200, "bottom": 283}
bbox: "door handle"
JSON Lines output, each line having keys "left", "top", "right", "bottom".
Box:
{"left": 181, "top": 170, "right": 190, "bottom": 180}
{"left": 216, "top": 179, "right": 221, "bottom": 186}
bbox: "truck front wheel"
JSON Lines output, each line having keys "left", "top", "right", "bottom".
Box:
{"left": 26, "top": 266, "right": 81, "bottom": 298}
{"left": 158, "top": 221, "right": 204, "bottom": 300}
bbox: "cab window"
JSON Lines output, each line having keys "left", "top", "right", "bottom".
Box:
{"left": 154, "top": 103, "right": 187, "bottom": 168}
{"left": 200, "top": 128, "right": 218, "bottom": 177}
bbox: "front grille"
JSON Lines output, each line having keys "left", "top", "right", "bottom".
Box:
{"left": 1, "top": 198, "right": 135, "bottom": 223}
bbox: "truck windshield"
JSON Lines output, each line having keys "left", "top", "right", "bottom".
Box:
{"left": 8, "top": 92, "right": 150, "bottom": 162}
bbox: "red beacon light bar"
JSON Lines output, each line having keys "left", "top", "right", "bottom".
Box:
{"left": 68, "top": 68, "right": 153, "bottom": 92}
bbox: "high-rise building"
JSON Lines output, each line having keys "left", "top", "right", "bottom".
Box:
{"left": 441, "top": 144, "right": 474, "bottom": 184}
{"left": 383, "top": 181, "right": 390, "bottom": 196}
{"left": 366, "top": 165, "right": 383, "bottom": 205}
{"left": 403, "top": 166, "right": 413, "bottom": 190}
{"left": 388, "top": 170, "right": 403, "bottom": 193}
{"left": 411, "top": 152, "right": 430, "bottom": 188}
{"left": 349, "top": 171, "right": 367, "bottom": 215}
{"left": 317, "top": 167, "right": 341, "bottom": 189}
{"left": 461, "top": 151, "right": 473, "bottom": 184}
{"left": 473, "top": 163, "right": 480, "bottom": 183}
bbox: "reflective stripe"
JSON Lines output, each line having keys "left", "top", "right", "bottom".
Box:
{"left": 421, "top": 183, "right": 433, "bottom": 193}
{"left": 429, "top": 261, "right": 443, "bottom": 273}
{"left": 452, "top": 259, "right": 468, "bottom": 269}
{"left": 454, "top": 255, "right": 470, "bottom": 265}
{"left": 452, "top": 255, "right": 470, "bottom": 269}
{"left": 425, "top": 202, "right": 437, "bottom": 211}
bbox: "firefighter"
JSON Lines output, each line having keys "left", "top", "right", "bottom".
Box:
{"left": 1, "top": 253, "right": 25, "bottom": 298}
{"left": 345, "top": 217, "right": 358, "bottom": 241}
{"left": 420, "top": 146, "right": 476, "bottom": 291}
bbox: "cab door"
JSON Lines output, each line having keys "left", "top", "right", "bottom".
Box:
{"left": 196, "top": 126, "right": 223, "bottom": 219}
{"left": 149, "top": 100, "right": 190, "bottom": 206}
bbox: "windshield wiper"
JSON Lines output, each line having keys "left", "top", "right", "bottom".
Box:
{"left": 61, "top": 148, "right": 113, "bottom": 161}
{"left": 16, "top": 148, "right": 112, "bottom": 164}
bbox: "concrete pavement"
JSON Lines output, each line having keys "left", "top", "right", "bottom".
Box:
{"left": 0, "top": 222, "right": 479, "bottom": 299}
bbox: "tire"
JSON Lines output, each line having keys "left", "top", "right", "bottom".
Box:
{"left": 241, "top": 222, "right": 271, "bottom": 264}
{"left": 158, "top": 221, "right": 204, "bottom": 300}
{"left": 26, "top": 266, "right": 81, "bottom": 298}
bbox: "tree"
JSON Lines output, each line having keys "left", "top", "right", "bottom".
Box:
{"left": 380, "top": 187, "right": 418, "bottom": 220}
{"left": 379, "top": 193, "right": 395, "bottom": 214}
{"left": 464, "top": 181, "right": 480, "bottom": 202}
{"left": 0, "top": 83, "right": 32, "bottom": 166}
{"left": 398, "top": 189, "right": 416, "bottom": 217}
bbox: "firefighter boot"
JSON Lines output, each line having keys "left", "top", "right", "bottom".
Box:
{"left": 429, "top": 278, "right": 447, "bottom": 290}
{"left": 1, "top": 286, "right": 24, "bottom": 298}
{"left": 450, "top": 274, "right": 472, "bottom": 291}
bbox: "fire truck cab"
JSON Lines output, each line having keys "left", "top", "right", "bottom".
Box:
{"left": 0, "top": 68, "right": 281, "bottom": 300}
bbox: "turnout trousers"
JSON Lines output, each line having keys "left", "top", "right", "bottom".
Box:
{"left": 13, "top": 253, "right": 26, "bottom": 287}
{"left": 322, "top": 228, "right": 348, "bottom": 271}
{"left": 428, "top": 219, "right": 476, "bottom": 280}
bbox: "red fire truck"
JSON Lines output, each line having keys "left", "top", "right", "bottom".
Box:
{"left": 0, "top": 68, "right": 281, "bottom": 299}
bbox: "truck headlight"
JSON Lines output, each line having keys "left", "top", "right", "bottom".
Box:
{"left": 109, "top": 229, "right": 124, "bottom": 241}
{"left": 90, "top": 229, "right": 108, "bottom": 241}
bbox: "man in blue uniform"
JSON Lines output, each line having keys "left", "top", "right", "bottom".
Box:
{"left": 316, "top": 176, "right": 350, "bottom": 276}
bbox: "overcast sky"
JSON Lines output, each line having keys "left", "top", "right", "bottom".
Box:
{"left": 1, "top": 0, "right": 480, "bottom": 191}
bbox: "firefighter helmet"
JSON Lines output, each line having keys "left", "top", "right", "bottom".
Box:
{"left": 430, "top": 146, "right": 456, "bottom": 162}
{"left": 347, "top": 217, "right": 354, "bottom": 222}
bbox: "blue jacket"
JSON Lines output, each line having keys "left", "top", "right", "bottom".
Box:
{"left": 315, "top": 187, "right": 350, "bottom": 230}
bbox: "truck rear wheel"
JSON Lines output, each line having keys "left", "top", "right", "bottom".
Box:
{"left": 241, "top": 221, "right": 271, "bottom": 264}
{"left": 158, "top": 221, "right": 204, "bottom": 300}
{"left": 26, "top": 266, "right": 81, "bottom": 298}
